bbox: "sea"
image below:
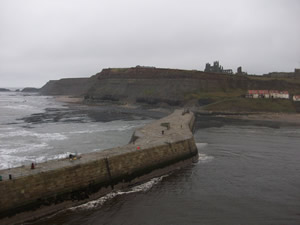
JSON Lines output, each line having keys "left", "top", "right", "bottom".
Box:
{"left": 1, "top": 91, "right": 300, "bottom": 225}
{"left": 0, "top": 91, "right": 156, "bottom": 170}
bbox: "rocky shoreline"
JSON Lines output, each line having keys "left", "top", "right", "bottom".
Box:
{"left": 19, "top": 97, "right": 169, "bottom": 126}
{"left": 53, "top": 96, "right": 300, "bottom": 129}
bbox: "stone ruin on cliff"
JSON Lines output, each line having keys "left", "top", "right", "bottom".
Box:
{"left": 204, "top": 61, "right": 247, "bottom": 75}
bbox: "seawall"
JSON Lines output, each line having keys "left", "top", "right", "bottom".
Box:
{"left": 0, "top": 109, "right": 198, "bottom": 224}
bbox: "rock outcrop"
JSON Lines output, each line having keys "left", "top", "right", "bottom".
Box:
{"left": 21, "top": 87, "right": 39, "bottom": 92}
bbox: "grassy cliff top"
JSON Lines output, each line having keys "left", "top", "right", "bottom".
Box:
{"left": 96, "top": 67, "right": 249, "bottom": 80}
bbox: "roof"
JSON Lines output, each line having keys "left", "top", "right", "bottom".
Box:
{"left": 248, "top": 90, "right": 258, "bottom": 94}
{"left": 248, "top": 90, "right": 289, "bottom": 95}
{"left": 258, "top": 90, "right": 269, "bottom": 94}
{"left": 280, "top": 91, "right": 289, "bottom": 94}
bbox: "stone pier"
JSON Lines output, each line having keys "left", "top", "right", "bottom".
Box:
{"left": 0, "top": 109, "right": 198, "bottom": 224}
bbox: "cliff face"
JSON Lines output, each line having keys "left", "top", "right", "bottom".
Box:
{"left": 39, "top": 77, "right": 95, "bottom": 96}
{"left": 21, "top": 87, "right": 39, "bottom": 92}
{"left": 39, "top": 67, "right": 300, "bottom": 106}
{"left": 85, "top": 68, "right": 300, "bottom": 105}
{"left": 83, "top": 68, "right": 246, "bottom": 105}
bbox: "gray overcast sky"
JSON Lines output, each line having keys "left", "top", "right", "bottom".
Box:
{"left": 1, "top": 0, "right": 300, "bottom": 87}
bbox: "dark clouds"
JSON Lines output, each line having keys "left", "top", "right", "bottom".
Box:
{"left": 1, "top": 0, "right": 300, "bottom": 87}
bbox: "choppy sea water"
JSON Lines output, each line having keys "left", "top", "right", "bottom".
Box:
{"left": 1, "top": 91, "right": 300, "bottom": 225}
{"left": 0, "top": 91, "right": 155, "bottom": 170}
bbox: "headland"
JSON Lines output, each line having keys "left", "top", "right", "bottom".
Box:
{"left": 39, "top": 66, "right": 300, "bottom": 114}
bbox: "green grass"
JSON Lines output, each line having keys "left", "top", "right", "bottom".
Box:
{"left": 202, "top": 98, "right": 297, "bottom": 113}
{"left": 184, "top": 89, "right": 245, "bottom": 102}
{"left": 248, "top": 76, "right": 300, "bottom": 85}
{"left": 143, "top": 89, "right": 155, "bottom": 96}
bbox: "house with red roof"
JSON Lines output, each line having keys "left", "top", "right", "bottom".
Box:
{"left": 293, "top": 95, "right": 300, "bottom": 101}
{"left": 247, "top": 90, "right": 289, "bottom": 99}
{"left": 281, "top": 91, "right": 289, "bottom": 99}
{"left": 247, "top": 90, "right": 259, "bottom": 98}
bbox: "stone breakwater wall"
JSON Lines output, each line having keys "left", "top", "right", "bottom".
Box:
{"left": 0, "top": 110, "right": 198, "bottom": 224}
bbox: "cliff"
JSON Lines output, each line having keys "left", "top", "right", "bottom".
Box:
{"left": 85, "top": 67, "right": 300, "bottom": 106}
{"left": 85, "top": 68, "right": 250, "bottom": 105}
{"left": 39, "top": 77, "right": 95, "bottom": 96}
{"left": 39, "top": 67, "right": 300, "bottom": 108}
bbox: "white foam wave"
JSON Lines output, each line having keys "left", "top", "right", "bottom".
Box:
{"left": 69, "top": 130, "right": 95, "bottom": 134}
{"left": 196, "top": 143, "right": 208, "bottom": 149}
{"left": 68, "top": 125, "right": 136, "bottom": 134}
{"left": 37, "top": 132, "right": 67, "bottom": 141}
{"left": 3, "top": 105, "right": 37, "bottom": 110}
{"left": 0, "top": 127, "right": 14, "bottom": 131}
{"left": 0, "top": 130, "right": 67, "bottom": 141}
{"left": 0, "top": 152, "right": 77, "bottom": 170}
{"left": 35, "top": 152, "right": 76, "bottom": 162}
{"left": 0, "top": 143, "right": 49, "bottom": 154}
{"left": 197, "top": 153, "right": 214, "bottom": 163}
{"left": 70, "top": 175, "right": 168, "bottom": 211}
{"left": 0, "top": 155, "right": 28, "bottom": 169}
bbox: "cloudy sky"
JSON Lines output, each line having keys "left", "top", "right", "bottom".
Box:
{"left": 1, "top": 0, "right": 300, "bottom": 87}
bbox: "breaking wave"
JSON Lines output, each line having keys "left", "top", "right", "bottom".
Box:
{"left": 0, "top": 154, "right": 30, "bottom": 169}
{"left": 0, "top": 152, "right": 76, "bottom": 170}
{"left": 34, "top": 152, "right": 77, "bottom": 162}
{"left": 0, "top": 143, "right": 50, "bottom": 154}
{"left": 3, "top": 104, "right": 38, "bottom": 111}
{"left": 197, "top": 153, "right": 214, "bottom": 163}
{"left": 68, "top": 125, "right": 136, "bottom": 134}
{"left": 0, "top": 130, "right": 67, "bottom": 141}
{"left": 70, "top": 175, "right": 169, "bottom": 211}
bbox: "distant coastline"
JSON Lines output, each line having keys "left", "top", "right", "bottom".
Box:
{"left": 5, "top": 66, "right": 300, "bottom": 114}
{"left": 0, "top": 88, "right": 11, "bottom": 92}
{"left": 0, "top": 87, "right": 39, "bottom": 92}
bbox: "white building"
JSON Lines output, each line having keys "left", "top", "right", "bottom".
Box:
{"left": 279, "top": 91, "right": 289, "bottom": 99}
{"left": 269, "top": 90, "right": 279, "bottom": 98}
{"left": 293, "top": 95, "right": 300, "bottom": 101}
